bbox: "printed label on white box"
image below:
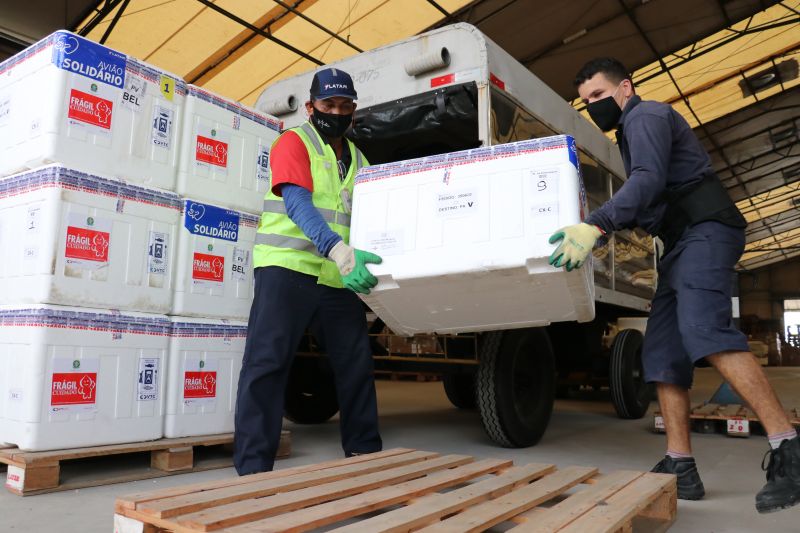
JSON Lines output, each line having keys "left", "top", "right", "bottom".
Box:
{"left": 151, "top": 105, "right": 174, "bottom": 149}
{"left": 231, "top": 246, "right": 250, "bottom": 282}
{"left": 436, "top": 188, "right": 478, "bottom": 218}
{"left": 192, "top": 241, "right": 226, "bottom": 288}
{"left": 256, "top": 144, "right": 270, "bottom": 184}
{"left": 195, "top": 126, "right": 229, "bottom": 172}
{"left": 0, "top": 95, "right": 10, "bottom": 126}
{"left": 529, "top": 168, "right": 560, "bottom": 232}
{"left": 50, "top": 357, "right": 99, "bottom": 413}
{"left": 67, "top": 78, "right": 115, "bottom": 135}
{"left": 121, "top": 75, "right": 146, "bottom": 112}
{"left": 366, "top": 230, "right": 404, "bottom": 256}
{"left": 137, "top": 357, "right": 160, "bottom": 401}
{"left": 64, "top": 213, "right": 112, "bottom": 271}
{"left": 148, "top": 231, "right": 169, "bottom": 275}
{"left": 8, "top": 388, "right": 23, "bottom": 402}
{"left": 183, "top": 358, "right": 218, "bottom": 405}
{"left": 26, "top": 205, "right": 42, "bottom": 234}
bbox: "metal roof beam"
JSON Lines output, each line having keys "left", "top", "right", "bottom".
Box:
{"left": 99, "top": 0, "right": 130, "bottom": 45}
{"left": 272, "top": 0, "right": 362, "bottom": 53}
{"left": 195, "top": 0, "right": 323, "bottom": 66}
{"left": 78, "top": 0, "right": 126, "bottom": 37}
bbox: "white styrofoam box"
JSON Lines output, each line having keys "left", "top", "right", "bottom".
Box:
{"left": 164, "top": 317, "right": 246, "bottom": 438}
{"left": 0, "top": 305, "right": 169, "bottom": 451}
{"left": 0, "top": 165, "right": 181, "bottom": 312}
{"left": 177, "top": 85, "right": 282, "bottom": 214}
{"left": 350, "top": 135, "right": 595, "bottom": 336}
{"left": 172, "top": 199, "right": 258, "bottom": 319}
{"left": 0, "top": 30, "right": 185, "bottom": 188}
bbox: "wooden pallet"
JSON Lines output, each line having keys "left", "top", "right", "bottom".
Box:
{"left": 653, "top": 404, "right": 800, "bottom": 437}
{"left": 1, "top": 431, "right": 290, "bottom": 496}
{"left": 113, "top": 447, "right": 676, "bottom": 533}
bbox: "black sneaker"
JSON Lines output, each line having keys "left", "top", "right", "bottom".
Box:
{"left": 756, "top": 434, "right": 800, "bottom": 513}
{"left": 651, "top": 456, "right": 705, "bottom": 500}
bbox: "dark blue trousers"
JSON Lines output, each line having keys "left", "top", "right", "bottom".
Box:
{"left": 233, "top": 266, "right": 382, "bottom": 475}
{"left": 642, "top": 221, "right": 749, "bottom": 388}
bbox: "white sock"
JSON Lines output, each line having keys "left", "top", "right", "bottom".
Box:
{"left": 667, "top": 450, "right": 693, "bottom": 460}
{"left": 768, "top": 430, "right": 798, "bottom": 450}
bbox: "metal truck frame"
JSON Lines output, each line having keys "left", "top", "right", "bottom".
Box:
{"left": 257, "top": 23, "right": 657, "bottom": 447}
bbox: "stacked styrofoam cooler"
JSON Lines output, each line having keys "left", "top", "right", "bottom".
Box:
{"left": 0, "top": 31, "right": 284, "bottom": 447}
{"left": 176, "top": 85, "right": 282, "bottom": 214}
{"left": 165, "top": 85, "right": 281, "bottom": 436}
{"left": 0, "top": 31, "right": 185, "bottom": 451}
{"left": 0, "top": 30, "right": 186, "bottom": 189}
{"left": 0, "top": 306, "right": 170, "bottom": 451}
{"left": 164, "top": 317, "right": 247, "bottom": 438}
{"left": 350, "top": 134, "right": 596, "bottom": 336}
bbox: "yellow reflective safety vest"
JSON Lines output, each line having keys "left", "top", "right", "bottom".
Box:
{"left": 253, "top": 121, "right": 367, "bottom": 288}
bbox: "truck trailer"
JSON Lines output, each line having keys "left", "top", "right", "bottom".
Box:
{"left": 257, "top": 23, "right": 657, "bottom": 447}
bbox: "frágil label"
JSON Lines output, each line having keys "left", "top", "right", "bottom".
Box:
{"left": 184, "top": 200, "right": 240, "bottom": 242}
{"left": 68, "top": 89, "right": 113, "bottom": 130}
{"left": 51, "top": 31, "right": 126, "bottom": 89}
{"left": 192, "top": 252, "right": 225, "bottom": 283}
{"left": 196, "top": 135, "right": 228, "bottom": 168}
{"left": 65, "top": 225, "right": 110, "bottom": 262}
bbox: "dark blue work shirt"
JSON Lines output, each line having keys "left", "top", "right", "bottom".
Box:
{"left": 585, "top": 95, "right": 713, "bottom": 235}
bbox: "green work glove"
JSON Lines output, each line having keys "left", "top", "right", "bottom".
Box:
{"left": 329, "top": 241, "right": 383, "bottom": 295}
{"left": 548, "top": 223, "right": 603, "bottom": 272}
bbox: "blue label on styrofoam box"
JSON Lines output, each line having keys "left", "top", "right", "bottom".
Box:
{"left": 184, "top": 200, "right": 240, "bottom": 242}
{"left": 566, "top": 135, "right": 579, "bottom": 172}
{"left": 51, "top": 31, "right": 127, "bottom": 89}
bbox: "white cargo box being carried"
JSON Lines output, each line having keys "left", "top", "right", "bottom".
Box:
{"left": 350, "top": 135, "right": 594, "bottom": 336}
{"left": 172, "top": 199, "right": 258, "bottom": 319}
{"left": 0, "top": 31, "right": 185, "bottom": 188}
{"left": 0, "top": 165, "right": 181, "bottom": 312}
{"left": 177, "top": 85, "right": 282, "bottom": 214}
{"left": 0, "top": 305, "right": 169, "bottom": 451}
{"left": 164, "top": 317, "right": 246, "bottom": 438}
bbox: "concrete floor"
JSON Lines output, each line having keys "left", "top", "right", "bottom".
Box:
{"left": 2, "top": 367, "right": 799, "bottom": 532}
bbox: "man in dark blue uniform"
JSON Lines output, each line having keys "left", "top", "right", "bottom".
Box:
{"left": 549, "top": 57, "right": 800, "bottom": 512}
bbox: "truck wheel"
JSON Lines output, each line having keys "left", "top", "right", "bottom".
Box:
{"left": 477, "top": 329, "right": 556, "bottom": 447}
{"left": 284, "top": 357, "right": 339, "bottom": 424}
{"left": 610, "top": 329, "right": 653, "bottom": 419}
{"left": 442, "top": 373, "right": 476, "bottom": 409}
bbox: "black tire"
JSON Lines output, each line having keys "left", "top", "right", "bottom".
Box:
{"left": 284, "top": 356, "right": 339, "bottom": 424}
{"left": 476, "top": 329, "right": 556, "bottom": 447}
{"left": 609, "top": 329, "right": 654, "bottom": 419}
{"left": 442, "top": 373, "right": 476, "bottom": 409}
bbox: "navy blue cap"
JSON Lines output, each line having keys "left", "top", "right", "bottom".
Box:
{"left": 310, "top": 67, "right": 357, "bottom": 100}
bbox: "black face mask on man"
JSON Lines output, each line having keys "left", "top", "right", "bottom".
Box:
{"left": 586, "top": 83, "right": 625, "bottom": 132}
{"left": 310, "top": 108, "right": 353, "bottom": 138}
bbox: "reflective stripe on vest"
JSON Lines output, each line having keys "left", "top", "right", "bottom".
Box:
{"left": 300, "top": 122, "right": 324, "bottom": 156}
{"left": 254, "top": 232, "right": 322, "bottom": 256}
{"left": 262, "top": 198, "right": 351, "bottom": 227}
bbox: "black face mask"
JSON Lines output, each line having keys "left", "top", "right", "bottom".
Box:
{"left": 587, "top": 95, "right": 623, "bottom": 132}
{"left": 310, "top": 109, "right": 353, "bottom": 138}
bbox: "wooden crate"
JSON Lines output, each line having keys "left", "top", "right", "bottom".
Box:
{"left": 1, "top": 431, "right": 290, "bottom": 496}
{"left": 114, "top": 447, "right": 676, "bottom": 533}
{"left": 654, "top": 404, "right": 800, "bottom": 438}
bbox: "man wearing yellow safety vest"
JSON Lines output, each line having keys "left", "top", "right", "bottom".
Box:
{"left": 234, "top": 68, "right": 383, "bottom": 475}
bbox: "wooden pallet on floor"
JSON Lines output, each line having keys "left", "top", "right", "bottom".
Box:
{"left": 653, "top": 405, "right": 800, "bottom": 437}
{"left": 113, "top": 447, "right": 676, "bottom": 533}
{"left": 1, "top": 430, "right": 290, "bottom": 496}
